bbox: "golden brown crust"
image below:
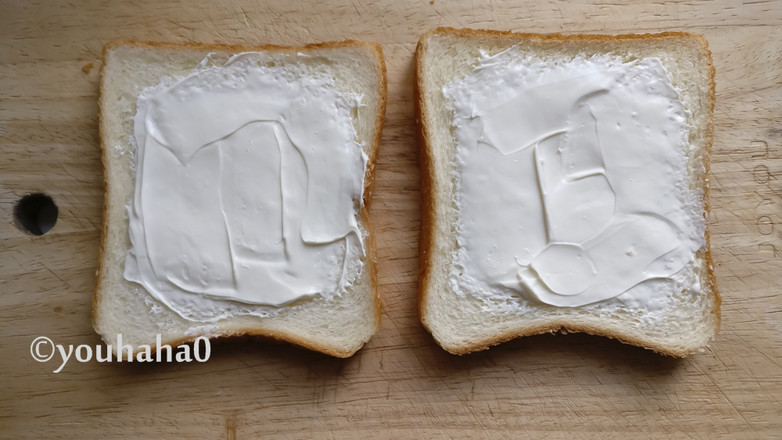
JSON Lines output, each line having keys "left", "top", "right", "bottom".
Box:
{"left": 440, "top": 322, "right": 698, "bottom": 358}
{"left": 111, "top": 327, "right": 359, "bottom": 361}
{"left": 101, "top": 38, "right": 385, "bottom": 59}
{"left": 414, "top": 34, "right": 435, "bottom": 330}
{"left": 416, "top": 27, "right": 719, "bottom": 358}
{"left": 418, "top": 26, "right": 713, "bottom": 47}
{"left": 92, "top": 42, "right": 114, "bottom": 332}
{"left": 95, "top": 39, "right": 385, "bottom": 359}
{"left": 361, "top": 205, "right": 383, "bottom": 349}
{"left": 698, "top": 35, "right": 722, "bottom": 335}
{"left": 362, "top": 44, "right": 387, "bottom": 210}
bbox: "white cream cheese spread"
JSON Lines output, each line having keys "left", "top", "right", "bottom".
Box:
{"left": 444, "top": 48, "right": 705, "bottom": 308}
{"left": 124, "top": 52, "right": 367, "bottom": 321}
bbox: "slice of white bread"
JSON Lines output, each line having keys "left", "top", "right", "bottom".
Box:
{"left": 95, "top": 40, "right": 386, "bottom": 358}
{"left": 416, "top": 27, "right": 719, "bottom": 357}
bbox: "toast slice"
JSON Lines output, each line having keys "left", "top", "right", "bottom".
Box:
{"left": 95, "top": 40, "right": 386, "bottom": 358}
{"left": 416, "top": 28, "right": 719, "bottom": 356}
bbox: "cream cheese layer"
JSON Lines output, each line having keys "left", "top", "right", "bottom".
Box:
{"left": 444, "top": 48, "right": 704, "bottom": 308}
{"left": 125, "top": 53, "right": 366, "bottom": 321}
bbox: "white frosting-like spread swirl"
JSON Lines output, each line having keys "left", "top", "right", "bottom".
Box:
{"left": 124, "top": 53, "right": 366, "bottom": 321}
{"left": 444, "top": 48, "right": 704, "bottom": 308}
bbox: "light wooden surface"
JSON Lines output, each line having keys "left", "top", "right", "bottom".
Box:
{"left": 1, "top": 0, "right": 781, "bottom": 438}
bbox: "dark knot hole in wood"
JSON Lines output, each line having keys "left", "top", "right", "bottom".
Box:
{"left": 14, "top": 193, "right": 58, "bottom": 236}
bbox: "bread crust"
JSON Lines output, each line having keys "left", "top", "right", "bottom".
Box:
{"left": 416, "top": 27, "right": 719, "bottom": 357}
{"left": 95, "top": 39, "right": 386, "bottom": 359}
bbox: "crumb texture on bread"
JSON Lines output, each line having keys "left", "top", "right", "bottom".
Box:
{"left": 95, "top": 41, "right": 386, "bottom": 358}
{"left": 416, "top": 28, "right": 718, "bottom": 357}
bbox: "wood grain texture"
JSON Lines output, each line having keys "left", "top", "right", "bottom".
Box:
{"left": 1, "top": 0, "right": 780, "bottom": 438}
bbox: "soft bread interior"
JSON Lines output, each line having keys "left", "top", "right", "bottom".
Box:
{"left": 417, "top": 29, "right": 718, "bottom": 356}
{"left": 95, "top": 42, "right": 385, "bottom": 358}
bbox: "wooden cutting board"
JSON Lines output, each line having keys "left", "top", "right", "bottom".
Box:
{"left": 2, "top": 1, "right": 780, "bottom": 438}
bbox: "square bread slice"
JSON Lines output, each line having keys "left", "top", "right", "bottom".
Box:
{"left": 416, "top": 27, "right": 719, "bottom": 357}
{"left": 95, "top": 41, "right": 386, "bottom": 358}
